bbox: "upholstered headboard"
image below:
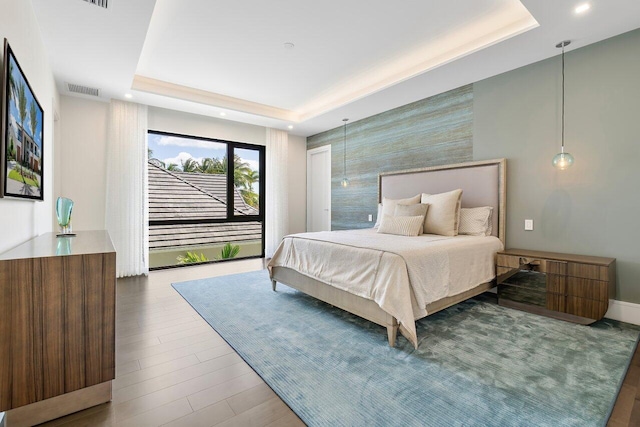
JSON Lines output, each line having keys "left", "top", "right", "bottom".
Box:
{"left": 378, "top": 159, "right": 506, "bottom": 244}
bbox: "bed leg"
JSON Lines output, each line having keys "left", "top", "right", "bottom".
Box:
{"left": 271, "top": 280, "right": 277, "bottom": 291}
{"left": 387, "top": 323, "right": 398, "bottom": 347}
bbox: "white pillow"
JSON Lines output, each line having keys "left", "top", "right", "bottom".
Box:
{"left": 459, "top": 207, "right": 494, "bottom": 236}
{"left": 420, "top": 189, "right": 463, "bottom": 236}
{"left": 373, "top": 203, "right": 383, "bottom": 228}
{"left": 377, "top": 215, "right": 424, "bottom": 237}
{"left": 394, "top": 203, "right": 429, "bottom": 234}
{"left": 374, "top": 194, "right": 421, "bottom": 228}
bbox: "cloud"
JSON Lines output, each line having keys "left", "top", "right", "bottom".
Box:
{"left": 242, "top": 158, "right": 259, "bottom": 172}
{"left": 163, "top": 152, "right": 204, "bottom": 167}
{"left": 157, "top": 135, "right": 226, "bottom": 150}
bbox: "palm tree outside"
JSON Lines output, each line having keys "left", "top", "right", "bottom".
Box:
{"left": 181, "top": 158, "right": 199, "bottom": 173}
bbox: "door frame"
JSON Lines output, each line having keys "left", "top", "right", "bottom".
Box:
{"left": 306, "top": 145, "right": 331, "bottom": 232}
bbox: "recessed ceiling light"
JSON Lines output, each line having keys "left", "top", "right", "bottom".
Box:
{"left": 284, "top": 42, "right": 295, "bottom": 50}
{"left": 124, "top": 93, "right": 132, "bottom": 99}
{"left": 287, "top": 125, "right": 293, "bottom": 129}
{"left": 574, "top": 3, "right": 591, "bottom": 14}
{"left": 220, "top": 112, "right": 226, "bottom": 116}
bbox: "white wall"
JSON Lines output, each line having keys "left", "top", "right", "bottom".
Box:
{"left": 148, "top": 107, "right": 267, "bottom": 145}
{"left": 57, "top": 102, "right": 307, "bottom": 237}
{"left": 0, "top": 0, "right": 59, "bottom": 253}
{"left": 57, "top": 95, "right": 109, "bottom": 230}
{"left": 287, "top": 134, "right": 307, "bottom": 234}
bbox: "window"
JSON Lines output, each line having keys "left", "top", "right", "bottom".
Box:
{"left": 147, "top": 131, "right": 265, "bottom": 269}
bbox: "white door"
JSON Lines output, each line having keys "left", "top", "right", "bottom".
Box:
{"left": 307, "top": 146, "right": 331, "bottom": 232}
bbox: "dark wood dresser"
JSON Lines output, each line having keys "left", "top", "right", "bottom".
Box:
{"left": 0, "top": 231, "right": 116, "bottom": 426}
{"left": 496, "top": 248, "right": 615, "bottom": 324}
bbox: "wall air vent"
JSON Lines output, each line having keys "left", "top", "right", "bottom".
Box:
{"left": 67, "top": 83, "right": 100, "bottom": 97}
{"left": 83, "top": 0, "right": 109, "bottom": 9}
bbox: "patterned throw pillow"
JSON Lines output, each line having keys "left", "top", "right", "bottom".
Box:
{"left": 377, "top": 215, "right": 424, "bottom": 237}
{"left": 458, "top": 207, "right": 494, "bottom": 236}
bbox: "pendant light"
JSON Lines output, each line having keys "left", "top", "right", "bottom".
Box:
{"left": 341, "top": 118, "right": 349, "bottom": 187}
{"left": 552, "top": 40, "right": 575, "bottom": 170}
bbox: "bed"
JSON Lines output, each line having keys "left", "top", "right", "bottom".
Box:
{"left": 268, "top": 159, "right": 506, "bottom": 348}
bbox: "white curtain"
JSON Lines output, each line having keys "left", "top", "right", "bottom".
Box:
{"left": 265, "top": 128, "right": 289, "bottom": 258}
{"left": 105, "top": 100, "right": 149, "bottom": 277}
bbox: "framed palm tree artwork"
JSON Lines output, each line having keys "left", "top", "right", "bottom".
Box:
{"left": 1, "top": 38, "right": 45, "bottom": 201}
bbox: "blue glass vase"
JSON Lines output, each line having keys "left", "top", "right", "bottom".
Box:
{"left": 56, "top": 197, "right": 74, "bottom": 236}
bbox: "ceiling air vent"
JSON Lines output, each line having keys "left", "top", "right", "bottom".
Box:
{"left": 83, "top": 0, "right": 109, "bottom": 9}
{"left": 67, "top": 83, "right": 100, "bottom": 97}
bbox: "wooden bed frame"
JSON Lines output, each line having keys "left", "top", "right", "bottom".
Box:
{"left": 270, "top": 159, "right": 506, "bottom": 347}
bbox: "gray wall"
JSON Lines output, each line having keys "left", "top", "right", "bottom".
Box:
{"left": 308, "top": 85, "right": 473, "bottom": 230}
{"left": 474, "top": 29, "right": 640, "bottom": 302}
{"left": 306, "top": 28, "right": 639, "bottom": 303}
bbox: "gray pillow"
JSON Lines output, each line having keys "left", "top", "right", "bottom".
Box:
{"left": 394, "top": 203, "right": 429, "bottom": 234}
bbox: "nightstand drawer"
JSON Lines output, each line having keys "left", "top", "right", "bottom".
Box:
{"left": 567, "top": 263, "right": 610, "bottom": 281}
{"left": 567, "top": 277, "right": 608, "bottom": 301}
{"left": 497, "top": 256, "right": 567, "bottom": 275}
{"left": 496, "top": 254, "right": 520, "bottom": 269}
{"left": 565, "top": 296, "right": 608, "bottom": 319}
{"left": 496, "top": 249, "right": 615, "bottom": 325}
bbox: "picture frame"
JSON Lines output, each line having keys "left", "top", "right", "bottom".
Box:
{"left": 1, "top": 38, "right": 44, "bottom": 201}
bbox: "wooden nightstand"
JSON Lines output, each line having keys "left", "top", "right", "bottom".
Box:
{"left": 496, "top": 249, "right": 616, "bottom": 324}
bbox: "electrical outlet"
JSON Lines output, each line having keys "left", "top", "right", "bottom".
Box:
{"left": 368, "top": 214, "right": 373, "bottom": 222}
{"left": 524, "top": 219, "right": 534, "bottom": 231}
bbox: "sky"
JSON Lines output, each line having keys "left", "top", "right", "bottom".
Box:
{"left": 147, "top": 133, "right": 260, "bottom": 171}
{"left": 7, "top": 54, "right": 43, "bottom": 150}
{"left": 147, "top": 132, "right": 261, "bottom": 190}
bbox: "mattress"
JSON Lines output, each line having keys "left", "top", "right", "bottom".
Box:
{"left": 268, "top": 228, "right": 504, "bottom": 347}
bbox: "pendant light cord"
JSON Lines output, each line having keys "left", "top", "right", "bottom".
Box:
{"left": 343, "top": 119, "right": 348, "bottom": 179}
{"left": 561, "top": 44, "right": 565, "bottom": 151}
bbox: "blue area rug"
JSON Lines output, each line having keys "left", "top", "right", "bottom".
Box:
{"left": 172, "top": 270, "right": 639, "bottom": 426}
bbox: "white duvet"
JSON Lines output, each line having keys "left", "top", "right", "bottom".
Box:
{"left": 268, "top": 228, "right": 503, "bottom": 348}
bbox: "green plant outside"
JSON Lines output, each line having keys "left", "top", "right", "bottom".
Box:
{"left": 218, "top": 242, "right": 240, "bottom": 260}
{"left": 177, "top": 251, "right": 209, "bottom": 264}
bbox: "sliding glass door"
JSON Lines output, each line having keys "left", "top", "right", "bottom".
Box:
{"left": 147, "top": 131, "right": 265, "bottom": 269}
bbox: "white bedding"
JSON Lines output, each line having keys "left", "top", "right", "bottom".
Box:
{"left": 268, "top": 228, "right": 503, "bottom": 348}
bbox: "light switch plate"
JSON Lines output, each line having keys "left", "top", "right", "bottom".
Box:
{"left": 368, "top": 214, "right": 373, "bottom": 222}
{"left": 524, "top": 219, "right": 534, "bottom": 231}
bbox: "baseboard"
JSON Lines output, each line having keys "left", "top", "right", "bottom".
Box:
{"left": 605, "top": 299, "right": 640, "bottom": 325}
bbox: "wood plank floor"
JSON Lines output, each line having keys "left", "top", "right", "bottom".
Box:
{"left": 37, "top": 258, "right": 639, "bottom": 426}
{"left": 39, "top": 258, "right": 304, "bottom": 427}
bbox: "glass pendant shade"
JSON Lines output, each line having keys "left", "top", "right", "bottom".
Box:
{"left": 552, "top": 150, "right": 574, "bottom": 170}
{"left": 553, "top": 40, "right": 575, "bottom": 170}
{"left": 341, "top": 177, "right": 349, "bottom": 188}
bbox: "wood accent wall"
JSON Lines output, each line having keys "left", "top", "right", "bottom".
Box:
{"left": 307, "top": 84, "right": 473, "bottom": 230}
{"left": 0, "top": 252, "right": 115, "bottom": 411}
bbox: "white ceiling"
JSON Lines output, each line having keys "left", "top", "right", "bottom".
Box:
{"left": 32, "top": 0, "right": 640, "bottom": 137}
